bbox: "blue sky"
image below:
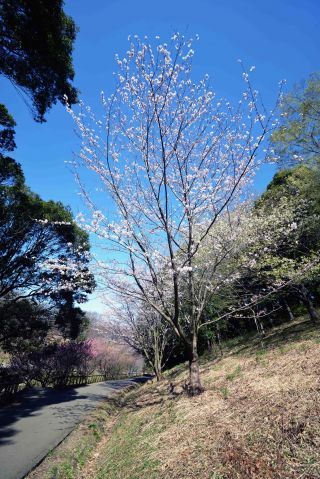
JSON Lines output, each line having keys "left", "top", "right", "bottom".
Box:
{"left": 2, "top": 0, "right": 319, "bottom": 312}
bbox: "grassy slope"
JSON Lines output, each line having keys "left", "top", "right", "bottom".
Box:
{"left": 29, "top": 316, "right": 320, "bottom": 479}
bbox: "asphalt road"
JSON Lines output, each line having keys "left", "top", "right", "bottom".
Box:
{"left": 0, "top": 378, "right": 148, "bottom": 479}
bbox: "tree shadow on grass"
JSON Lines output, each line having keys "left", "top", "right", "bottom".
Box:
{"left": 228, "top": 317, "right": 319, "bottom": 357}
{"left": 117, "top": 319, "right": 320, "bottom": 412}
{"left": 111, "top": 377, "right": 187, "bottom": 412}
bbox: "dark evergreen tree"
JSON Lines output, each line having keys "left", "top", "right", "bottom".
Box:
{"left": 0, "top": 0, "right": 78, "bottom": 121}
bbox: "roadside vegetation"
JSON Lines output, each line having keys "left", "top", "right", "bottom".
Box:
{"left": 28, "top": 316, "right": 320, "bottom": 479}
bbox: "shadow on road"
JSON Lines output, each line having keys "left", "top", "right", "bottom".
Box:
{"left": 0, "top": 387, "right": 85, "bottom": 446}
{"left": 97, "top": 376, "right": 152, "bottom": 389}
{"left": 0, "top": 377, "right": 151, "bottom": 447}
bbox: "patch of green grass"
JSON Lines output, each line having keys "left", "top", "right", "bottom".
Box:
{"left": 88, "top": 422, "right": 101, "bottom": 440}
{"left": 226, "top": 366, "right": 241, "bottom": 381}
{"left": 277, "top": 344, "right": 293, "bottom": 355}
{"left": 46, "top": 442, "right": 92, "bottom": 479}
{"left": 47, "top": 465, "right": 58, "bottom": 478}
{"left": 255, "top": 348, "right": 267, "bottom": 356}
{"left": 94, "top": 404, "right": 177, "bottom": 479}
{"left": 45, "top": 448, "right": 55, "bottom": 459}
{"left": 59, "top": 463, "right": 74, "bottom": 479}
{"left": 209, "top": 473, "right": 225, "bottom": 479}
{"left": 255, "top": 348, "right": 268, "bottom": 364}
{"left": 220, "top": 386, "right": 229, "bottom": 400}
{"left": 305, "top": 454, "right": 318, "bottom": 465}
{"left": 43, "top": 408, "right": 111, "bottom": 479}
{"left": 246, "top": 430, "right": 261, "bottom": 446}
{"left": 296, "top": 342, "right": 311, "bottom": 352}
{"left": 47, "top": 461, "right": 75, "bottom": 479}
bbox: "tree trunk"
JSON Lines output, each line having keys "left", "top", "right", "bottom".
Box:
{"left": 259, "top": 318, "right": 265, "bottom": 336}
{"left": 153, "top": 361, "right": 164, "bottom": 381}
{"left": 207, "top": 338, "right": 213, "bottom": 354}
{"left": 254, "top": 315, "right": 265, "bottom": 348}
{"left": 300, "top": 285, "right": 320, "bottom": 322}
{"left": 153, "top": 333, "right": 164, "bottom": 381}
{"left": 282, "top": 298, "right": 294, "bottom": 321}
{"left": 187, "top": 334, "right": 204, "bottom": 396}
{"left": 215, "top": 324, "right": 223, "bottom": 357}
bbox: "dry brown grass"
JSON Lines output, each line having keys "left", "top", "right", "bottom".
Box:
{"left": 29, "top": 318, "right": 320, "bottom": 479}
{"left": 83, "top": 329, "right": 320, "bottom": 479}
{"left": 150, "top": 342, "right": 320, "bottom": 479}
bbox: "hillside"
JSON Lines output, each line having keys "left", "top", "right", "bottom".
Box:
{"left": 29, "top": 316, "right": 320, "bottom": 479}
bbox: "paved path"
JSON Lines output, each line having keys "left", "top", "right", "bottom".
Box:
{"left": 0, "top": 378, "right": 148, "bottom": 479}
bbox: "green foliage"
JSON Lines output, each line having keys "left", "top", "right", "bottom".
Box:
{"left": 202, "top": 162, "right": 320, "bottom": 348}
{"left": 270, "top": 72, "right": 320, "bottom": 166}
{"left": 226, "top": 366, "right": 241, "bottom": 381}
{"left": 0, "top": 157, "right": 91, "bottom": 297}
{"left": 0, "top": 299, "right": 49, "bottom": 352}
{"left": 256, "top": 165, "right": 320, "bottom": 271}
{"left": 220, "top": 386, "right": 229, "bottom": 399}
{"left": 0, "top": 2, "right": 90, "bottom": 351}
{"left": 258, "top": 165, "right": 320, "bottom": 212}
{"left": 55, "top": 297, "right": 90, "bottom": 339}
{"left": 0, "top": 104, "right": 16, "bottom": 152}
{"left": 0, "top": 0, "right": 78, "bottom": 121}
{"left": 0, "top": 156, "right": 95, "bottom": 350}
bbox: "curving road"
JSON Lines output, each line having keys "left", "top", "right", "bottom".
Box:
{"left": 0, "top": 378, "right": 148, "bottom": 479}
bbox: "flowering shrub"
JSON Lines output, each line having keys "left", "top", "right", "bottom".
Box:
{"left": 10, "top": 340, "right": 96, "bottom": 387}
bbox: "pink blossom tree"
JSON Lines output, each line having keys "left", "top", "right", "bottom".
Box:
{"left": 10, "top": 340, "right": 96, "bottom": 387}
{"left": 68, "top": 34, "right": 282, "bottom": 395}
{"left": 93, "top": 339, "right": 139, "bottom": 379}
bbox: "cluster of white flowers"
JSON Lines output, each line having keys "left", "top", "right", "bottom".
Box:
{"left": 66, "top": 33, "right": 284, "bottom": 331}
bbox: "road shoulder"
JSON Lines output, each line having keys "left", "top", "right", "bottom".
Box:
{"left": 26, "top": 385, "right": 133, "bottom": 479}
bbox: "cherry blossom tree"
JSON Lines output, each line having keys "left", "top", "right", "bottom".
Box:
{"left": 243, "top": 170, "right": 320, "bottom": 322}
{"left": 204, "top": 180, "right": 320, "bottom": 335}
{"left": 93, "top": 338, "right": 139, "bottom": 379}
{"left": 68, "top": 34, "right": 282, "bottom": 395}
{"left": 112, "top": 299, "right": 174, "bottom": 381}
